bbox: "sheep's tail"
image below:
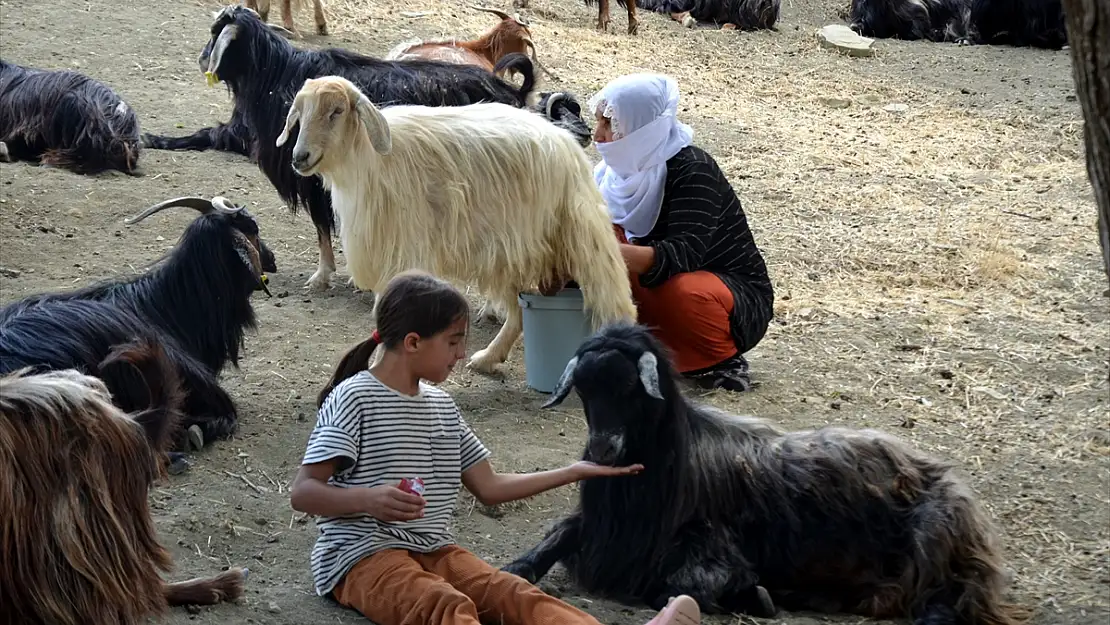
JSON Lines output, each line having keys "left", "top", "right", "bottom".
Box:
{"left": 909, "top": 471, "right": 1030, "bottom": 625}
{"left": 557, "top": 160, "right": 638, "bottom": 328}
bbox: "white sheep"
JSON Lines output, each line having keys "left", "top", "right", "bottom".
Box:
{"left": 274, "top": 75, "right": 637, "bottom": 373}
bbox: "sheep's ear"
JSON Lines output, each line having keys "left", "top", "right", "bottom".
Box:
{"left": 638, "top": 352, "right": 663, "bottom": 400}
{"left": 541, "top": 356, "right": 578, "bottom": 408}
{"left": 354, "top": 94, "right": 392, "bottom": 154}
{"left": 275, "top": 102, "right": 299, "bottom": 147}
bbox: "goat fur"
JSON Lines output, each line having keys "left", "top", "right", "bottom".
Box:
{"left": 0, "top": 198, "right": 274, "bottom": 455}
{"left": 0, "top": 59, "right": 142, "bottom": 175}
{"left": 848, "top": 0, "right": 1066, "bottom": 47}
{"left": 276, "top": 75, "right": 637, "bottom": 373}
{"left": 636, "top": 0, "right": 781, "bottom": 30}
{"left": 0, "top": 339, "right": 247, "bottom": 625}
{"left": 142, "top": 5, "right": 548, "bottom": 292}
{"left": 503, "top": 323, "right": 1029, "bottom": 625}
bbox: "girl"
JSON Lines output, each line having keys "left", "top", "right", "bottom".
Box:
{"left": 290, "top": 270, "right": 701, "bottom": 625}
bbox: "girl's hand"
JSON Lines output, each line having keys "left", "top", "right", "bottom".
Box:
{"left": 362, "top": 485, "right": 426, "bottom": 522}
{"left": 570, "top": 460, "right": 644, "bottom": 481}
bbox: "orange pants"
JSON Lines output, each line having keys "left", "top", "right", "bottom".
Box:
{"left": 616, "top": 226, "right": 739, "bottom": 372}
{"left": 333, "top": 545, "right": 603, "bottom": 625}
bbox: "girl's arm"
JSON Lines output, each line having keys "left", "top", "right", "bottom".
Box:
{"left": 461, "top": 459, "right": 643, "bottom": 507}
{"left": 290, "top": 460, "right": 426, "bottom": 522}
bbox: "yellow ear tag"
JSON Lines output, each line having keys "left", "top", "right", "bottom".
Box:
{"left": 205, "top": 71, "right": 219, "bottom": 87}
{"left": 260, "top": 274, "right": 269, "bottom": 285}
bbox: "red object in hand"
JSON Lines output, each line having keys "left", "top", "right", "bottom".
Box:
{"left": 398, "top": 477, "right": 425, "bottom": 496}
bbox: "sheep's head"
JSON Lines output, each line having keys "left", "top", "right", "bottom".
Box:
{"left": 537, "top": 92, "right": 592, "bottom": 148}
{"left": 122, "top": 196, "right": 276, "bottom": 296}
{"left": 543, "top": 323, "right": 678, "bottom": 465}
{"left": 199, "top": 4, "right": 293, "bottom": 87}
{"left": 276, "top": 76, "right": 392, "bottom": 176}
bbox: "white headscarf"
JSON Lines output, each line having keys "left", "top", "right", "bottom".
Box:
{"left": 589, "top": 73, "right": 694, "bottom": 240}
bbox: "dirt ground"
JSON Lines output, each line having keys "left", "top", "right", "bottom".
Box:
{"left": 1, "top": 0, "right": 1107, "bottom": 623}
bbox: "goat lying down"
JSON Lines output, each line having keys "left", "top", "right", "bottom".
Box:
{"left": 503, "top": 323, "right": 1028, "bottom": 625}
{"left": 636, "top": 0, "right": 781, "bottom": 31}
{"left": 0, "top": 339, "right": 247, "bottom": 625}
{"left": 275, "top": 76, "right": 637, "bottom": 373}
{"left": 847, "top": 0, "right": 1067, "bottom": 48}
{"left": 0, "top": 59, "right": 142, "bottom": 175}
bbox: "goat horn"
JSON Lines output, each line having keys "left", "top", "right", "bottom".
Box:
{"left": 211, "top": 196, "right": 246, "bottom": 214}
{"left": 123, "top": 197, "right": 216, "bottom": 225}
{"left": 470, "top": 5, "right": 513, "bottom": 20}
{"left": 266, "top": 23, "right": 297, "bottom": 38}
{"left": 541, "top": 355, "right": 578, "bottom": 408}
{"left": 205, "top": 24, "right": 239, "bottom": 86}
{"left": 638, "top": 352, "right": 664, "bottom": 400}
{"left": 545, "top": 91, "right": 566, "bottom": 119}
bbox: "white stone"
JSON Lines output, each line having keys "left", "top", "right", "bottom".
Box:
{"left": 816, "top": 24, "right": 876, "bottom": 58}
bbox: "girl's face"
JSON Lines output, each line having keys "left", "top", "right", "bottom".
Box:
{"left": 593, "top": 112, "right": 615, "bottom": 144}
{"left": 408, "top": 316, "right": 469, "bottom": 383}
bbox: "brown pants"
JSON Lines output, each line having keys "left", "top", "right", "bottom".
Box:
{"left": 614, "top": 226, "right": 738, "bottom": 372}
{"left": 333, "top": 545, "right": 603, "bottom": 625}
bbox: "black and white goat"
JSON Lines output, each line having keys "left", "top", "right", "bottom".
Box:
{"left": 0, "top": 59, "right": 142, "bottom": 175}
{"left": 503, "top": 323, "right": 1028, "bottom": 625}
{"left": 636, "top": 0, "right": 781, "bottom": 31}
{"left": 141, "top": 5, "right": 556, "bottom": 291}
{"left": 847, "top": 0, "right": 1067, "bottom": 48}
{"left": 0, "top": 196, "right": 275, "bottom": 469}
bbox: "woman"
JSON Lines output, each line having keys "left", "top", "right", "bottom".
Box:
{"left": 588, "top": 73, "right": 774, "bottom": 392}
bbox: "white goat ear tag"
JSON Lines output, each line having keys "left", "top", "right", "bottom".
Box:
{"left": 638, "top": 352, "right": 663, "bottom": 400}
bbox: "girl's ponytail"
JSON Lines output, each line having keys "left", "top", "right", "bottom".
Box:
{"left": 317, "top": 329, "right": 381, "bottom": 408}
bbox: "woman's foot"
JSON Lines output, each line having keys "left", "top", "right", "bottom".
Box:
{"left": 644, "top": 595, "right": 700, "bottom": 625}
{"left": 684, "top": 354, "right": 753, "bottom": 392}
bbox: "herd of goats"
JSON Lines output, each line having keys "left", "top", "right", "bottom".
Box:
{"left": 0, "top": 0, "right": 1068, "bottom": 624}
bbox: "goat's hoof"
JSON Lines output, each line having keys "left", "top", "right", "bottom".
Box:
{"left": 682, "top": 15, "right": 696, "bottom": 28}
{"left": 317, "top": 24, "right": 329, "bottom": 35}
{"left": 167, "top": 452, "right": 191, "bottom": 475}
{"left": 628, "top": 20, "right": 640, "bottom": 35}
{"left": 0, "top": 141, "right": 9, "bottom": 163}
{"left": 304, "top": 272, "right": 332, "bottom": 291}
{"left": 721, "top": 22, "right": 737, "bottom": 30}
{"left": 186, "top": 425, "right": 205, "bottom": 452}
{"left": 501, "top": 561, "right": 538, "bottom": 583}
{"left": 467, "top": 349, "right": 502, "bottom": 374}
{"left": 752, "top": 586, "right": 776, "bottom": 617}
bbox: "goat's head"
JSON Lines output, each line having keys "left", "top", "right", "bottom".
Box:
{"left": 199, "top": 4, "right": 294, "bottom": 87}
{"left": 122, "top": 196, "right": 276, "bottom": 295}
{"left": 276, "top": 76, "right": 391, "bottom": 176}
{"left": 543, "top": 323, "right": 679, "bottom": 465}
{"left": 537, "top": 92, "right": 592, "bottom": 148}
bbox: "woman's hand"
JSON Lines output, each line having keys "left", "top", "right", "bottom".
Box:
{"left": 362, "top": 485, "right": 426, "bottom": 523}
{"left": 569, "top": 460, "right": 644, "bottom": 481}
{"left": 619, "top": 243, "right": 656, "bottom": 274}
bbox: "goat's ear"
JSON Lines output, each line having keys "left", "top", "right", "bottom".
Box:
{"left": 637, "top": 352, "right": 664, "bottom": 400}
{"left": 541, "top": 356, "right": 578, "bottom": 408}
{"left": 275, "top": 101, "right": 299, "bottom": 147}
{"left": 354, "top": 94, "right": 392, "bottom": 155}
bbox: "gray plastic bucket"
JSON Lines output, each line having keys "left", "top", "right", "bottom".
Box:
{"left": 517, "top": 288, "right": 592, "bottom": 393}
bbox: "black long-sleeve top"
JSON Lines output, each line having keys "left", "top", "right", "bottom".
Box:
{"left": 629, "top": 145, "right": 774, "bottom": 353}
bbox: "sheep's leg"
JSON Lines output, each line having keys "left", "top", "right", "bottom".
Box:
{"left": 501, "top": 514, "right": 582, "bottom": 583}
{"left": 313, "top": 0, "right": 328, "bottom": 35}
{"left": 306, "top": 225, "right": 336, "bottom": 290}
{"left": 467, "top": 298, "right": 522, "bottom": 373}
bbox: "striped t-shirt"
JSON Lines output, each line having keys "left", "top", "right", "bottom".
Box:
{"left": 301, "top": 370, "right": 491, "bottom": 596}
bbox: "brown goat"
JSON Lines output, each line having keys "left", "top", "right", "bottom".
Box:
{"left": 244, "top": 0, "right": 328, "bottom": 37}
{"left": 385, "top": 6, "right": 557, "bottom": 80}
{"left": 0, "top": 338, "right": 248, "bottom": 625}
{"left": 514, "top": 0, "right": 639, "bottom": 35}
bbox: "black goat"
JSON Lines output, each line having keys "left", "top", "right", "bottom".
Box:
{"left": 636, "top": 0, "right": 781, "bottom": 30}
{"left": 0, "top": 196, "right": 275, "bottom": 469}
{"left": 0, "top": 59, "right": 142, "bottom": 175}
{"left": 142, "top": 4, "right": 545, "bottom": 292}
{"left": 142, "top": 104, "right": 254, "bottom": 158}
{"left": 502, "top": 323, "right": 1028, "bottom": 625}
{"left": 847, "top": 0, "right": 971, "bottom": 42}
{"left": 537, "top": 91, "right": 593, "bottom": 148}
{"left": 965, "top": 0, "right": 1067, "bottom": 49}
